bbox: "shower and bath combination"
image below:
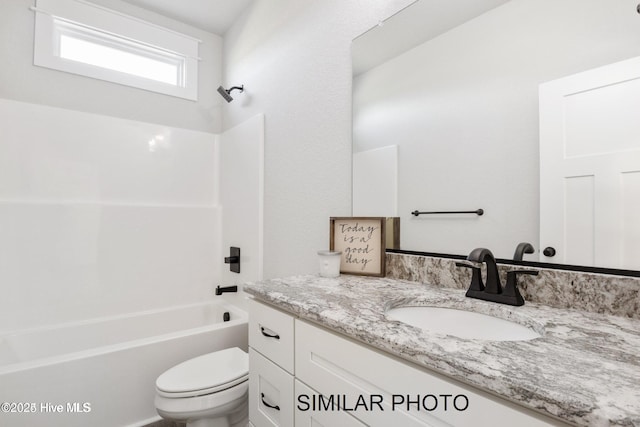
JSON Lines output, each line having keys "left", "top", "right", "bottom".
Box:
{"left": 217, "top": 85, "right": 244, "bottom": 102}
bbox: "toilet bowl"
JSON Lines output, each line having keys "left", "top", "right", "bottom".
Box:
{"left": 155, "top": 347, "right": 249, "bottom": 427}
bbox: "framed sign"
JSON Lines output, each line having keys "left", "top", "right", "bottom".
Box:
{"left": 329, "top": 217, "right": 386, "bottom": 277}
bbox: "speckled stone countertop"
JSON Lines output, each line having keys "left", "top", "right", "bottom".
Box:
{"left": 244, "top": 275, "right": 640, "bottom": 427}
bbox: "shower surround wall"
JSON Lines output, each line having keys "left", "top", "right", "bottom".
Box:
{"left": 0, "top": 0, "right": 230, "bottom": 333}
{"left": 0, "top": 99, "right": 221, "bottom": 332}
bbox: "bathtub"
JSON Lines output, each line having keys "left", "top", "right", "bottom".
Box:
{"left": 0, "top": 300, "right": 248, "bottom": 427}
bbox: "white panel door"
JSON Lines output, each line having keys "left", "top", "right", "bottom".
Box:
{"left": 539, "top": 56, "right": 640, "bottom": 269}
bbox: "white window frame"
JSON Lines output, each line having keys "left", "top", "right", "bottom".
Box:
{"left": 33, "top": 0, "right": 200, "bottom": 101}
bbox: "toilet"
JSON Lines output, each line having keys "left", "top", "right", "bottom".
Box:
{"left": 155, "top": 347, "right": 249, "bottom": 427}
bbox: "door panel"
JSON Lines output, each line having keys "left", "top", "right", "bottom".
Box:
{"left": 540, "top": 56, "right": 640, "bottom": 269}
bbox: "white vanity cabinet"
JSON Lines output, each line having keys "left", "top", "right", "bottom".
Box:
{"left": 294, "top": 320, "right": 568, "bottom": 427}
{"left": 294, "top": 379, "right": 367, "bottom": 427}
{"left": 249, "top": 299, "right": 568, "bottom": 427}
{"left": 249, "top": 299, "right": 364, "bottom": 427}
{"left": 248, "top": 299, "right": 295, "bottom": 427}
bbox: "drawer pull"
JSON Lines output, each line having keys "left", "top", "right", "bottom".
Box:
{"left": 260, "top": 326, "right": 280, "bottom": 339}
{"left": 261, "top": 393, "right": 280, "bottom": 411}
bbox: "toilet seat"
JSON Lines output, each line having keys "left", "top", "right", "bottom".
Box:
{"left": 156, "top": 347, "right": 249, "bottom": 398}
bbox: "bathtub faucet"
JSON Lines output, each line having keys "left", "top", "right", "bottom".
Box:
{"left": 215, "top": 285, "right": 238, "bottom": 295}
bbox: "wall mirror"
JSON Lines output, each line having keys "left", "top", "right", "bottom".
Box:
{"left": 352, "top": 0, "right": 640, "bottom": 273}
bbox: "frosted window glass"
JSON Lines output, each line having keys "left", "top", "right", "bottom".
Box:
{"left": 59, "top": 34, "right": 179, "bottom": 86}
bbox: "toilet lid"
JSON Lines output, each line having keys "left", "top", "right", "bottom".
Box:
{"left": 156, "top": 347, "right": 248, "bottom": 396}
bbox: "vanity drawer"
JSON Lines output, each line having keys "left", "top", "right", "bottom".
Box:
{"left": 249, "top": 299, "right": 295, "bottom": 373}
{"left": 249, "top": 348, "right": 294, "bottom": 427}
{"left": 295, "top": 379, "right": 366, "bottom": 427}
{"left": 295, "top": 319, "right": 566, "bottom": 427}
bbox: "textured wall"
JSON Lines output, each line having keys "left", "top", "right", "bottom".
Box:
{"left": 222, "top": 0, "right": 415, "bottom": 278}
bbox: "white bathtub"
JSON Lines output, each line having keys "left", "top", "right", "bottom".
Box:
{"left": 0, "top": 300, "right": 248, "bottom": 427}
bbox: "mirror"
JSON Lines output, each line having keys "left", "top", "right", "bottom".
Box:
{"left": 352, "top": 0, "right": 640, "bottom": 271}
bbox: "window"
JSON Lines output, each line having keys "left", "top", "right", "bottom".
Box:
{"left": 33, "top": 0, "right": 200, "bottom": 100}
{"left": 57, "top": 22, "right": 182, "bottom": 86}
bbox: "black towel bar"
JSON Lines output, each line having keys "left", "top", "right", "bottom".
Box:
{"left": 411, "top": 209, "right": 484, "bottom": 216}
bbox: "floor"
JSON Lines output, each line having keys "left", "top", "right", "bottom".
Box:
{"left": 143, "top": 420, "right": 182, "bottom": 427}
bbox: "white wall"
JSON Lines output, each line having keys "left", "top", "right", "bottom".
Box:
{"left": 353, "top": 0, "right": 640, "bottom": 259}
{"left": 219, "top": 114, "right": 265, "bottom": 289}
{"left": 353, "top": 145, "right": 398, "bottom": 217}
{"left": 0, "top": 0, "right": 223, "bottom": 133}
{"left": 0, "top": 99, "right": 221, "bottom": 331}
{"left": 222, "top": 0, "right": 415, "bottom": 278}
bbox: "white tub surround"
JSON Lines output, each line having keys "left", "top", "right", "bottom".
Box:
{"left": 0, "top": 301, "right": 248, "bottom": 427}
{"left": 0, "top": 98, "right": 221, "bottom": 332}
{"left": 244, "top": 275, "right": 640, "bottom": 427}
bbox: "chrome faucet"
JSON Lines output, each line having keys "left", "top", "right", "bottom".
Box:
{"left": 456, "top": 248, "right": 538, "bottom": 306}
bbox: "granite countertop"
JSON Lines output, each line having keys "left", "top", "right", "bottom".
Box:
{"left": 244, "top": 274, "right": 640, "bottom": 427}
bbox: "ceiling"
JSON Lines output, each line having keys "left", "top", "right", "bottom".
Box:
{"left": 121, "top": 0, "right": 255, "bottom": 35}
{"left": 352, "top": 0, "right": 511, "bottom": 76}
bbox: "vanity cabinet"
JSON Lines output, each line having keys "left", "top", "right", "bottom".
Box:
{"left": 295, "top": 319, "right": 567, "bottom": 427}
{"left": 294, "top": 379, "right": 367, "bottom": 427}
{"left": 248, "top": 299, "right": 295, "bottom": 427}
{"left": 249, "top": 349, "right": 294, "bottom": 427}
{"left": 249, "top": 299, "right": 566, "bottom": 427}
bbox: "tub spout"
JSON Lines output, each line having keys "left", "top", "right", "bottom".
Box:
{"left": 215, "top": 285, "right": 238, "bottom": 295}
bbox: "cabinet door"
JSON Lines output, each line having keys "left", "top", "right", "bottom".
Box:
{"left": 295, "top": 320, "right": 566, "bottom": 427}
{"left": 249, "top": 349, "right": 294, "bottom": 427}
{"left": 249, "top": 299, "right": 295, "bottom": 374}
{"left": 295, "top": 380, "right": 366, "bottom": 427}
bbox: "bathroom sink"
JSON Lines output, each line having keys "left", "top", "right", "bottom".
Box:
{"left": 386, "top": 306, "right": 541, "bottom": 341}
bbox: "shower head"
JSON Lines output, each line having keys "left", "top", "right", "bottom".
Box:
{"left": 217, "top": 85, "right": 244, "bottom": 103}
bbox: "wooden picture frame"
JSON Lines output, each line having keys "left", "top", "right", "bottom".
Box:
{"left": 329, "top": 217, "right": 386, "bottom": 277}
{"left": 385, "top": 217, "right": 401, "bottom": 249}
